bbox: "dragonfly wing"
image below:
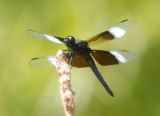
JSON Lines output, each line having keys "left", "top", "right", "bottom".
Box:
{"left": 27, "top": 29, "right": 64, "bottom": 44}
{"left": 29, "top": 56, "right": 56, "bottom": 68}
{"left": 86, "top": 19, "right": 137, "bottom": 46}
{"left": 108, "top": 19, "right": 137, "bottom": 38}
{"left": 91, "top": 50, "right": 136, "bottom": 66}
{"left": 30, "top": 55, "right": 89, "bottom": 68}
{"left": 109, "top": 50, "right": 136, "bottom": 64}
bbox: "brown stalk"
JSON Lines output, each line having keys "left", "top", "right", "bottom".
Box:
{"left": 56, "top": 50, "right": 75, "bottom": 116}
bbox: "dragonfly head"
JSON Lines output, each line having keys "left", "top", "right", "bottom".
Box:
{"left": 64, "top": 36, "right": 75, "bottom": 48}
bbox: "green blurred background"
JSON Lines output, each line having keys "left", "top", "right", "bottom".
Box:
{"left": 1, "top": 0, "right": 160, "bottom": 116}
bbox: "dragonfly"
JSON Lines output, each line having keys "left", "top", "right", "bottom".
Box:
{"left": 28, "top": 19, "right": 137, "bottom": 97}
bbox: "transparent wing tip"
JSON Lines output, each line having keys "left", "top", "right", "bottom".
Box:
{"left": 29, "top": 56, "right": 56, "bottom": 68}
{"left": 110, "top": 50, "right": 136, "bottom": 64}
{"left": 27, "top": 29, "right": 36, "bottom": 34}
{"left": 27, "top": 29, "right": 42, "bottom": 37}
{"left": 122, "top": 19, "right": 137, "bottom": 24}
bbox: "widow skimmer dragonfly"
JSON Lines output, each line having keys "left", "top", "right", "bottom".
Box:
{"left": 28, "top": 19, "right": 137, "bottom": 97}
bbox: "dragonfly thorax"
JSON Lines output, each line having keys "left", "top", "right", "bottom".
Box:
{"left": 64, "top": 36, "right": 75, "bottom": 48}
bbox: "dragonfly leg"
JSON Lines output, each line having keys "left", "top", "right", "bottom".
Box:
{"left": 63, "top": 49, "right": 70, "bottom": 55}
{"left": 68, "top": 51, "right": 73, "bottom": 66}
{"left": 63, "top": 49, "right": 69, "bottom": 52}
{"left": 70, "top": 52, "right": 75, "bottom": 69}
{"left": 63, "top": 49, "right": 71, "bottom": 57}
{"left": 63, "top": 49, "right": 74, "bottom": 68}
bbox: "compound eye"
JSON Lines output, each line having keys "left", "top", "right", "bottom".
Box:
{"left": 67, "top": 36, "right": 75, "bottom": 44}
{"left": 64, "top": 39, "right": 67, "bottom": 43}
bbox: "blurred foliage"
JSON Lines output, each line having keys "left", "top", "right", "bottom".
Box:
{"left": 0, "top": 0, "right": 160, "bottom": 116}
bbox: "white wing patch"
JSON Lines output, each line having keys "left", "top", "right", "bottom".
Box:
{"left": 109, "top": 27, "right": 126, "bottom": 38}
{"left": 43, "top": 34, "right": 63, "bottom": 44}
{"left": 47, "top": 56, "right": 57, "bottom": 67}
{"left": 109, "top": 19, "right": 137, "bottom": 38}
{"left": 110, "top": 50, "right": 136, "bottom": 64}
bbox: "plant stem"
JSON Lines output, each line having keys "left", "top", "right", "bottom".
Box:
{"left": 56, "top": 50, "right": 75, "bottom": 116}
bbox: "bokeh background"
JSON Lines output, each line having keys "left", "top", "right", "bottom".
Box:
{"left": 1, "top": 0, "right": 160, "bottom": 116}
